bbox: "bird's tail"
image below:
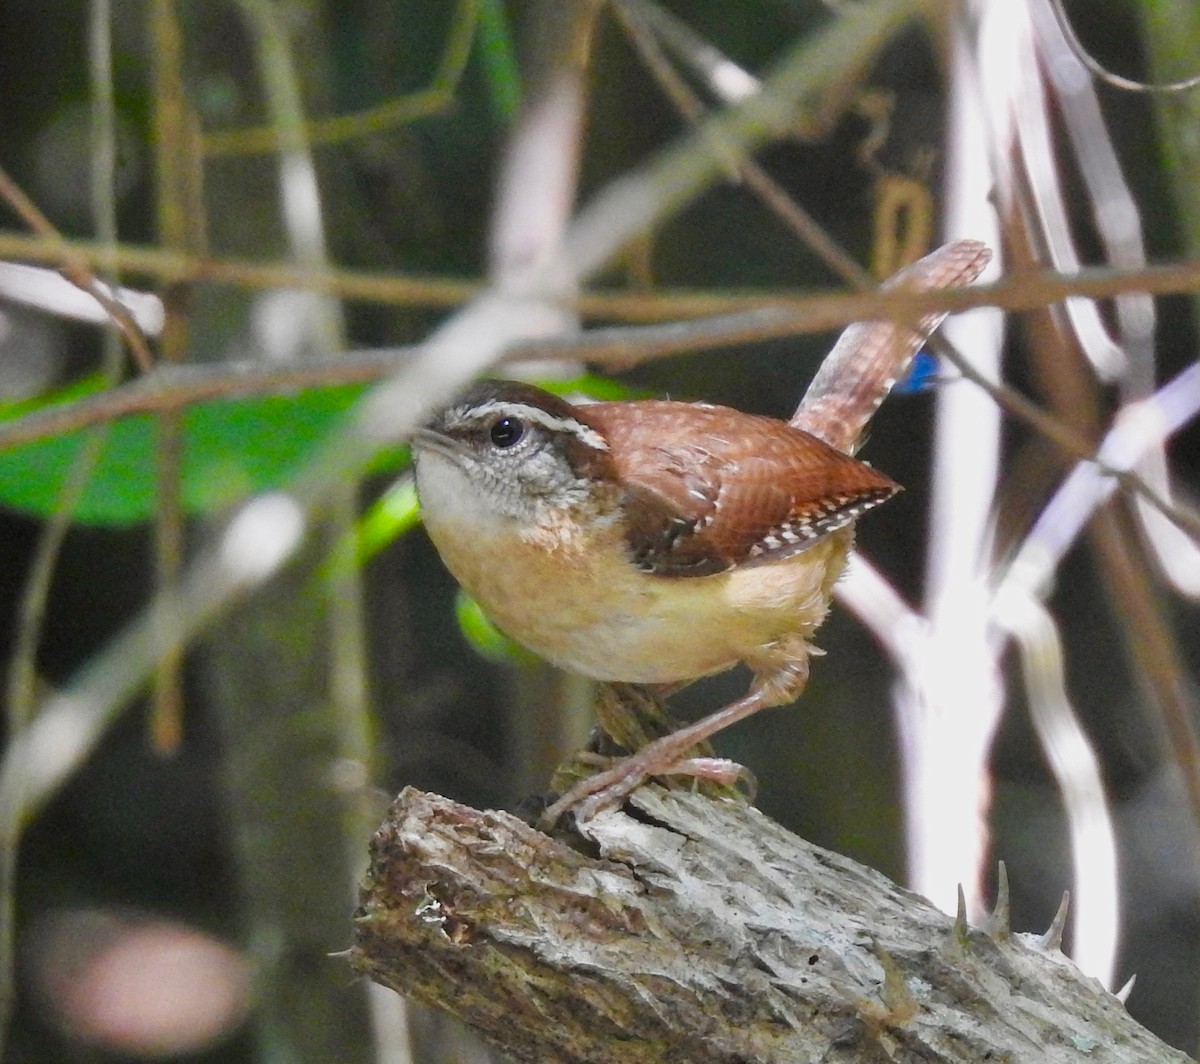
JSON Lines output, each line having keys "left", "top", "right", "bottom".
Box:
{"left": 792, "top": 240, "right": 992, "bottom": 454}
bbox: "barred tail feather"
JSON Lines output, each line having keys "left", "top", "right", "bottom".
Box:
{"left": 792, "top": 240, "right": 992, "bottom": 454}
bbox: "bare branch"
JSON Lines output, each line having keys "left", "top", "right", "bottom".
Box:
{"left": 352, "top": 787, "right": 1186, "bottom": 1063}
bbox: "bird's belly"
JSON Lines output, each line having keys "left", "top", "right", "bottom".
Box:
{"left": 429, "top": 508, "right": 851, "bottom": 684}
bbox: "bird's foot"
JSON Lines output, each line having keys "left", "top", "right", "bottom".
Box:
{"left": 536, "top": 739, "right": 754, "bottom": 831}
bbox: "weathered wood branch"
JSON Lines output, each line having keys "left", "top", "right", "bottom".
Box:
{"left": 352, "top": 787, "right": 1192, "bottom": 1063}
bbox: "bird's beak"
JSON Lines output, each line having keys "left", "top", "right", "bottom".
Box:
{"left": 411, "top": 427, "right": 467, "bottom": 463}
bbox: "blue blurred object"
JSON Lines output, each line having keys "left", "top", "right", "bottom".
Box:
{"left": 895, "top": 348, "right": 939, "bottom": 394}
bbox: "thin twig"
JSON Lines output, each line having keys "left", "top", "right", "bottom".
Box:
{"left": 1048, "top": 0, "right": 1200, "bottom": 93}
{"left": 0, "top": 262, "right": 163, "bottom": 332}
{"left": 148, "top": 0, "right": 196, "bottom": 754}
{"left": 0, "top": 167, "right": 156, "bottom": 371}
{"left": 933, "top": 338, "right": 1200, "bottom": 543}
{"left": 0, "top": 4, "right": 131, "bottom": 1051}
{"left": 9, "top": 226, "right": 1200, "bottom": 320}
{"left": 612, "top": 0, "right": 870, "bottom": 287}
{"left": 200, "top": 0, "right": 479, "bottom": 156}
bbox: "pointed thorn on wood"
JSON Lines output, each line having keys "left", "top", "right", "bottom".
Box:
{"left": 874, "top": 941, "right": 919, "bottom": 1024}
{"left": 986, "top": 861, "right": 1011, "bottom": 940}
{"left": 951, "top": 883, "right": 970, "bottom": 946}
{"left": 1038, "top": 891, "right": 1070, "bottom": 952}
{"left": 1115, "top": 974, "right": 1136, "bottom": 1005}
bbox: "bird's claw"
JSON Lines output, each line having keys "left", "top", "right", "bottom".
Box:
{"left": 536, "top": 748, "right": 754, "bottom": 831}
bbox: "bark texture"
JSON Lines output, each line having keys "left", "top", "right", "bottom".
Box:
{"left": 352, "top": 786, "right": 1192, "bottom": 1063}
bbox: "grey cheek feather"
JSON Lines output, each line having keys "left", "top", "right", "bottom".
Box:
{"left": 513, "top": 448, "right": 590, "bottom": 507}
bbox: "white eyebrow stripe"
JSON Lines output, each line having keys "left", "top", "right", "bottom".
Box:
{"left": 462, "top": 399, "right": 610, "bottom": 451}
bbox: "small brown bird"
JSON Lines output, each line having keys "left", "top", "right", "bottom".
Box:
{"left": 412, "top": 241, "right": 990, "bottom": 824}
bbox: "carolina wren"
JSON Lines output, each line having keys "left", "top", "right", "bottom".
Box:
{"left": 412, "top": 240, "right": 990, "bottom": 824}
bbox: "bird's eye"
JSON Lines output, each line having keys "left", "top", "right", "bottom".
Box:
{"left": 489, "top": 416, "right": 525, "bottom": 448}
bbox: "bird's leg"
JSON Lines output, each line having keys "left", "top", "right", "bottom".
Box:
{"left": 538, "top": 687, "right": 780, "bottom": 829}
{"left": 537, "top": 650, "right": 809, "bottom": 830}
{"left": 547, "top": 682, "right": 754, "bottom": 810}
{"left": 594, "top": 682, "right": 679, "bottom": 750}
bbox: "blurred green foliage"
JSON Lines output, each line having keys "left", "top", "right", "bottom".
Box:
{"left": 0, "top": 382, "right": 370, "bottom": 523}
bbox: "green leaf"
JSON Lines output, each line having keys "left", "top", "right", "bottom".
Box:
{"left": 349, "top": 473, "right": 420, "bottom": 567}
{"left": 0, "top": 372, "right": 110, "bottom": 420}
{"left": 0, "top": 384, "right": 371, "bottom": 525}
{"left": 455, "top": 589, "right": 535, "bottom": 666}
